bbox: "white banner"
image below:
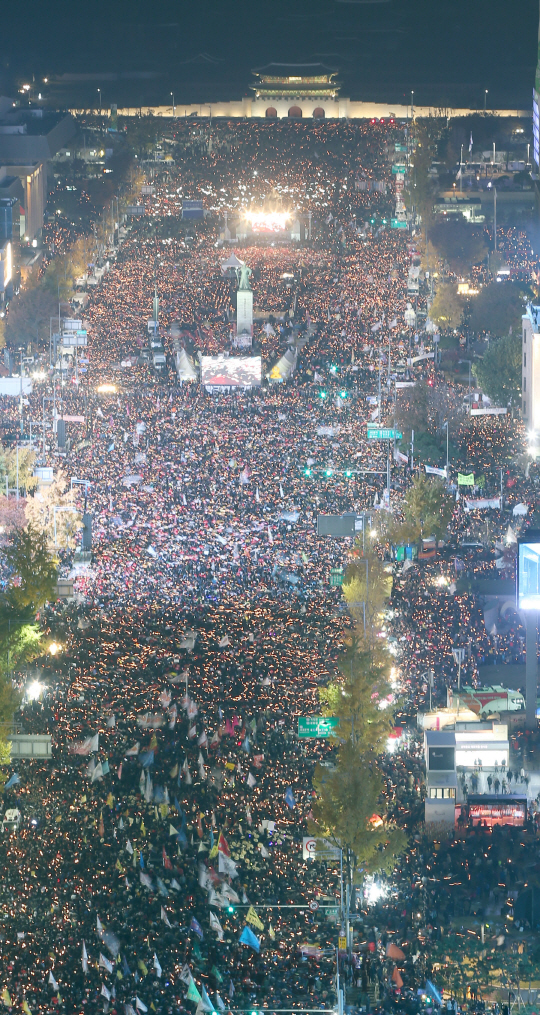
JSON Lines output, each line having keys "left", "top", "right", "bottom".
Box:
{"left": 470, "top": 407, "right": 507, "bottom": 416}
{"left": 464, "top": 497, "right": 501, "bottom": 511}
{"left": 425, "top": 465, "right": 447, "bottom": 478}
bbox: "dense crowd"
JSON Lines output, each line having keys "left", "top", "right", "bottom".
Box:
{"left": 1, "top": 118, "right": 540, "bottom": 1015}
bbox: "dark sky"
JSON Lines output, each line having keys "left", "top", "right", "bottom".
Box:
{"left": 1, "top": 0, "right": 538, "bottom": 109}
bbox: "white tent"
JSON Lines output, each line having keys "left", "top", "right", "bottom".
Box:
{"left": 176, "top": 348, "right": 198, "bottom": 382}
{"left": 269, "top": 348, "right": 297, "bottom": 382}
{"left": 220, "top": 252, "right": 244, "bottom": 274}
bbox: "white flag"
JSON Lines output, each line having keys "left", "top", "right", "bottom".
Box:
{"left": 101, "top": 984, "right": 111, "bottom": 1000}
{"left": 136, "top": 998, "right": 148, "bottom": 1013}
{"left": 82, "top": 941, "right": 88, "bottom": 974}
{"left": 99, "top": 953, "right": 113, "bottom": 973}
{"left": 125, "top": 839, "right": 133, "bottom": 855}
{"left": 215, "top": 993, "right": 226, "bottom": 1011}
{"left": 218, "top": 852, "right": 238, "bottom": 879}
{"left": 153, "top": 953, "right": 162, "bottom": 978}
{"left": 209, "top": 911, "right": 224, "bottom": 941}
{"left": 49, "top": 971, "right": 59, "bottom": 990}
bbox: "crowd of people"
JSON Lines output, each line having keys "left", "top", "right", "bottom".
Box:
{"left": 1, "top": 116, "right": 540, "bottom": 1015}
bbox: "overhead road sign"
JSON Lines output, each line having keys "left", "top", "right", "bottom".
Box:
{"left": 392, "top": 164, "right": 407, "bottom": 173}
{"left": 367, "top": 428, "right": 402, "bottom": 440}
{"left": 298, "top": 717, "right": 339, "bottom": 738}
{"left": 317, "top": 514, "right": 356, "bottom": 537}
{"left": 391, "top": 219, "right": 408, "bottom": 229}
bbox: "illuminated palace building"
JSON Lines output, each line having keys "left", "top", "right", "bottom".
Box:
{"left": 250, "top": 64, "right": 341, "bottom": 119}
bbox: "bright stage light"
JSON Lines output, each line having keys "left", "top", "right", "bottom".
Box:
{"left": 245, "top": 210, "right": 291, "bottom": 233}
{"left": 27, "top": 680, "right": 44, "bottom": 701}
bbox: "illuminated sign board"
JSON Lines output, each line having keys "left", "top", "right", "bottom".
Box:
{"left": 518, "top": 530, "right": 540, "bottom": 609}
{"left": 0, "top": 240, "right": 12, "bottom": 290}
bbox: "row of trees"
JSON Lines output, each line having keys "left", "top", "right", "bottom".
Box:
{"left": 0, "top": 525, "right": 58, "bottom": 787}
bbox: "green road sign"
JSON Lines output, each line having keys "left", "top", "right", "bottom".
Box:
{"left": 395, "top": 143, "right": 408, "bottom": 152}
{"left": 391, "top": 219, "right": 408, "bottom": 229}
{"left": 392, "top": 164, "right": 407, "bottom": 173}
{"left": 329, "top": 568, "right": 344, "bottom": 587}
{"left": 298, "top": 717, "right": 340, "bottom": 738}
{"left": 367, "top": 428, "right": 403, "bottom": 440}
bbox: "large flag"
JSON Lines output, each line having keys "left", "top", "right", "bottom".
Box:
{"left": 246, "top": 906, "right": 264, "bottom": 931}
{"left": 82, "top": 941, "right": 88, "bottom": 974}
{"left": 217, "top": 832, "right": 230, "bottom": 857}
{"left": 190, "top": 917, "right": 204, "bottom": 940}
{"left": 209, "top": 912, "right": 224, "bottom": 941}
{"left": 99, "top": 953, "right": 113, "bottom": 974}
{"left": 218, "top": 852, "right": 237, "bottom": 879}
{"left": 153, "top": 953, "right": 162, "bottom": 978}
{"left": 186, "top": 980, "right": 202, "bottom": 1004}
{"left": 239, "top": 926, "right": 260, "bottom": 952}
{"left": 284, "top": 787, "right": 296, "bottom": 809}
{"left": 200, "top": 986, "right": 214, "bottom": 1013}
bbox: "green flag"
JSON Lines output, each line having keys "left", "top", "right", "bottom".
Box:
{"left": 457, "top": 473, "right": 475, "bottom": 486}
{"left": 211, "top": 966, "right": 223, "bottom": 983}
{"left": 186, "top": 980, "right": 202, "bottom": 1004}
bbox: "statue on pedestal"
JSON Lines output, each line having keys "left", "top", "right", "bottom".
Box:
{"left": 236, "top": 263, "right": 252, "bottom": 291}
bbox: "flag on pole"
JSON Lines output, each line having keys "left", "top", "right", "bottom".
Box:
{"left": 246, "top": 906, "right": 264, "bottom": 931}
{"left": 239, "top": 926, "right": 260, "bottom": 952}
{"left": 82, "top": 941, "right": 88, "bottom": 974}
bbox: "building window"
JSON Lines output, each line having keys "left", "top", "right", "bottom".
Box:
{"left": 524, "top": 353, "right": 527, "bottom": 367}
{"left": 429, "top": 787, "right": 456, "bottom": 799}
{"left": 524, "top": 376, "right": 527, "bottom": 392}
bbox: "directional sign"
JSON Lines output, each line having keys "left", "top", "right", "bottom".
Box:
{"left": 338, "top": 937, "right": 347, "bottom": 951}
{"left": 392, "top": 164, "right": 407, "bottom": 173}
{"left": 298, "top": 717, "right": 339, "bottom": 738}
{"left": 395, "top": 143, "right": 408, "bottom": 152}
{"left": 303, "top": 836, "right": 341, "bottom": 860}
{"left": 367, "top": 428, "right": 403, "bottom": 440}
{"left": 391, "top": 219, "right": 408, "bottom": 229}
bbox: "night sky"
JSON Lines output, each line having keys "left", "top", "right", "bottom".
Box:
{"left": 0, "top": 0, "right": 538, "bottom": 109}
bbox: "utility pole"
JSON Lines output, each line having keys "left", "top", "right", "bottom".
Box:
{"left": 493, "top": 187, "right": 497, "bottom": 252}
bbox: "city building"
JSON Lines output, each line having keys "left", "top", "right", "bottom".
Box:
{"left": 0, "top": 105, "right": 76, "bottom": 241}
{"left": 522, "top": 303, "right": 540, "bottom": 428}
{"left": 424, "top": 721, "right": 511, "bottom": 826}
{"left": 250, "top": 63, "right": 340, "bottom": 119}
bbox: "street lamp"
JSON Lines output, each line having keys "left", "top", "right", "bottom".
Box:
{"left": 97, "top": 88, "right": 102, "bottom": 119}
{"left": 170, "top": 92, "right": 176, "bottom": 116}
{"left": 443, "top": 420, "right": 449, "bottom": 476}
{"left": 484, "top": 89, "right": 488, "bottom": 111}
{"left": 411, "top": 90, "right": 414, "bottom": 120}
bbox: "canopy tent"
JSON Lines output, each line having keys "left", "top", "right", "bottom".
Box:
{"left": 268, "top": 348, "right": 297, "bottom": 383}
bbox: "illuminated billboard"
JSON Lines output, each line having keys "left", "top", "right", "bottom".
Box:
{"left": 0, "top": 240, "right": 12, "bottom": 291}
{"left": 201, "top": 355, "right": 262, "bottom": 387}
{"left": 518, "top": 530, "right": 540, "bottom": 609}
{"left": 245, "top": 210, "right": 291, "bottom": 233}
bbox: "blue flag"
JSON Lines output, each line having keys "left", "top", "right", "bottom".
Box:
{"left": 101, "top": 760, "right": 110, "bottom": 775}
{"left": 190, "top": 917, "right": 204, "bottom": 939}
{"left": 108, "top": 442, "right": 115, "bottom": 452}
{"left": 139, "top": 750, "right": 154, "bottom": 768}
{"left": 122, "top": 955, "right": 131, "bottom": 977}
{"left": 139, "top": 851, "right": 145, "bottom": 869}
{"left": 284, "top": 787, "right": 296, "bottom": 809}
{"left": 5, "top": 774, "right": 20, "bottom": 789}
{"left": 239, "top": 926, "right": 260, "bottom": 952}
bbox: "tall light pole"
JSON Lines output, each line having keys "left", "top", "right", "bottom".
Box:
{"left": 97, "top": 88, "right": 102, "bottom": 120}
{"left": 484, "top": 89, "right": 488, "bottom": 111}
{"left": 443, "top": 420, "right": 449, "bottom": 476}
{"left": 411, "top": 90, "right": 414, "bottom": 120}
{"left": 170, "top": 92, "right": 176, "bottom": 116}
{"left": 460, "top": 144, "right": 463, "bottom": 192}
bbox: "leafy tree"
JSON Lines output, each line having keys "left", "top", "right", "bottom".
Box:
{"left": 342, "top": 549, "right": 392, "bottom": 631}
{"left": 0, "top": 444, "right": 38, "bottom": 496}
{"left": 25, "top": 470, "right": 82, "bottom": 549}
{"left": 472, "top": 332, "right": 521, "bottom": 406}
{"left": 393, "top": 474, "right": 454, "bottom": 544}
{"left": 2, "top": 523, "right": 57, "bottom": 612}
{"left": 429, "top": 283, "right": 463, "bottom": 330}
{"left": 312, "top": 640, "right": 406, "bottom": 882}
{"left": 5, "top": 284, "right": 58, "bottom": 350}
{"left": 429, "top": 219, "right": 488, "bottom": 274}
{"left": 469, "top": 282, "right": 524, "bottom": 338}
{"left": 0, "top": 317, "right": 5, "bottom": 350}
